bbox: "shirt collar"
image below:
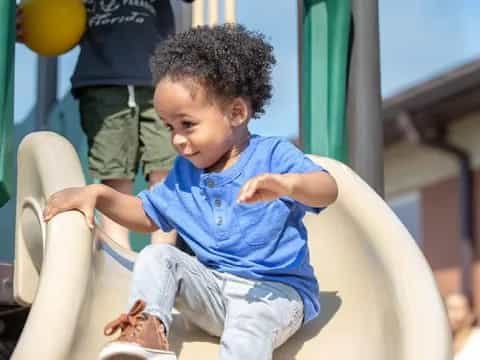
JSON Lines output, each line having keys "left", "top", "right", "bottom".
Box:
{"left": 200, "top": 134, "right": 259, "bottom": 186}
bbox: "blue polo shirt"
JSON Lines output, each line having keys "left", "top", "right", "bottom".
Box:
{"left": 138, "top": 135, "right": 327, "bottom": 323}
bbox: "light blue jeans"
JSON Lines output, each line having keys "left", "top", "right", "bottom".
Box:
{"left": 128, "top": 244, "right": 304, "bottom": 360}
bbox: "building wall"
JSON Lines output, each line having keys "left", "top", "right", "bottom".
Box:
{"left": 421, "top": 176, "right": 462, "bottom": 294}
{"left": 384, "top": 111, "right": 480, "bottom": 197}
{"left": 384, "top": 110, "right": 480, "bottom": 308}
{"left": 420, "top": 172, "right": 480, "bottom": 306}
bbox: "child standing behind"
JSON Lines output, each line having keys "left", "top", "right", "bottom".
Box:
{"left": 446, "top": 292, "right": 480, "bottom": 360}
{"left": 43, "top": 24, "right": 338, "bottom": 360}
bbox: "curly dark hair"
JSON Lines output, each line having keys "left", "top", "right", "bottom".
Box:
{"left": 150, "top": 24, "right": 276, "bottom": 119}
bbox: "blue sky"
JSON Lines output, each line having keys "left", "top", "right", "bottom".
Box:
{"left": 14, "top": 0, "right": 480, "bottom": 139}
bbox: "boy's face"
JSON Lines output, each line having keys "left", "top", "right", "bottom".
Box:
{"left": 154, "top": 78, "right": 249, "bottom": 171}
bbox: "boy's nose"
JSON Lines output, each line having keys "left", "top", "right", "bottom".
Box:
{"left": 172, "top": 133, "right": 187, "bottom": 147}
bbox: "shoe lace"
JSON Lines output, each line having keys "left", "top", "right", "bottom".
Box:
{"left": 103, "top": 299, "right": 146, "bottom": 336}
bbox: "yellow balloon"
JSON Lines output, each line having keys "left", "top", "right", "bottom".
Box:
{"left": 21, "top": 0, "right": 87, "bottom": 57}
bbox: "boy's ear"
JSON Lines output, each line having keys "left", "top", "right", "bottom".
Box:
{"left": 227, "top": 98, "right": 250, "bottom": 126}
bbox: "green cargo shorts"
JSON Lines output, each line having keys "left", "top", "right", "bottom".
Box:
{"left": 77, "top": 85, "right": 176, "bottom": 180}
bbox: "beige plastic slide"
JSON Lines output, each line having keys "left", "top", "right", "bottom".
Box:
{"left": 11, "top": 131, "right": 452, "bottom": 359}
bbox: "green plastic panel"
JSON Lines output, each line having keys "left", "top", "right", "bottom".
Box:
{"left": 0, "top": 0, "right": 15, "bottom": 206}
{"left": 302, "top": 0, "right": 351, "bottom": 162}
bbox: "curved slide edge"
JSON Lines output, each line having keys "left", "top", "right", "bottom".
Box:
{"left": 307, "top": 156, "right": 452, "bottom": 360}
{"left": 11, "top": 132, "right": 452, "bottom": 359}
{"left": 12, "top": 132, "right": 92, "bottom": 359}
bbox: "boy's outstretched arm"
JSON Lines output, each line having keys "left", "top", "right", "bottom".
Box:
{"left": 237, "top": 171, "right": 338, "bottom": 208}
{"left": 43, "top": 184, "right": 158, "bottom": 233}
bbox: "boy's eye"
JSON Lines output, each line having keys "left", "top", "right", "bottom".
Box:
{"left": 165, "top": 124, "right": 173, "bottom": 132}
{"left": 182, "top": 121, "right": 195, "bottom": 129}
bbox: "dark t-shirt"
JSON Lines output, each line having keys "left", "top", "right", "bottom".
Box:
{"left": 71, "top": 0, "right": 185, "bottom": 89}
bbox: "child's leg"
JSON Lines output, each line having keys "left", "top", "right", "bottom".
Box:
{"left": 99, "top": 244, "right": 226, "bottom": 358}
{"left": 128, "top": 243, "right": 226, "bottom": 336}
{"left": 77, "top": 85, "right": 142, "bottom": 250}
{"left": 219, "top": 275, "right": 304, "bottom": 360}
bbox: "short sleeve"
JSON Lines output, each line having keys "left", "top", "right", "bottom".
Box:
{"left": 271, "top": 139, "right": 329, "bottom": 214}
{"left": 137, "top": 187, "right": 174, "bottom": 232}
{"left": 137, "top": 157, "right": 185, "bottom": 232}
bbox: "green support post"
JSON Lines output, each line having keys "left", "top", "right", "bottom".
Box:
{"left": 302, "top": 0, "right": 351, "bottom": 162}
{"left": 0, "top": 0, "right": 15, "bottom": 206}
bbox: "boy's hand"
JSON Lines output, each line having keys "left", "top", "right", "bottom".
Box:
{"left": 43, "top": 185, "right": 98, "bottom": 229}
{"left": 237, "top": 173, "right": 292, "bottom": 204}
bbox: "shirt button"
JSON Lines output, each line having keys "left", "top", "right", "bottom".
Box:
{"left": 206, "top": 179, "right": 215, "bottom": 188}
{"left": 215, "top": 217, "right": 223, "bottom": 225}
{"left": 214, "top": 199, "right": 222, "bottom": 207}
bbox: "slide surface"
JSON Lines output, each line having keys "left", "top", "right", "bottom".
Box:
{"left": 12, "top": 132, "right": 452, "bottom": 359}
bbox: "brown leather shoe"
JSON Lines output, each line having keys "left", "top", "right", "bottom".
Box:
{"left": 98, "top": 300, "right": 176, "bottom": 360}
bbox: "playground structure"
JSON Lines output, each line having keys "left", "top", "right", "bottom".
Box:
{"left": 0, "top": 0, "right": 452, "bottom": 359}
{"left": 12, "top": 131, "right": 451, "bottom": 359}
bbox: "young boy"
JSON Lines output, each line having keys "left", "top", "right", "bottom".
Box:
{"left": 43, "top": 24, "right": 338, "bottom": 360}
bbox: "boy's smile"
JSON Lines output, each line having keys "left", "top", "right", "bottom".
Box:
{"left": 154, "top": 78, "right": 251, "bottom": 172}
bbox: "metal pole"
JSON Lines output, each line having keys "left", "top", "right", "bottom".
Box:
{"left": 297, "top": 0, "right": 304, "bottom": 149}
{"left": 171, "top": 0, "right": 193, "bottom": 32}
{"left": 224, "top": 0, "right": 236, "bottom": 23}
{"left": 192, "top": 0, "right": 204, "bottom": 27}
{"left": 208, "top": 0, "right": 219, "bottom": 26}
{"left": 347, "top": 0, "right": 384, "bottom": 196}
{"left": 35, "top": 56, "right": 57, "bottom": 130}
